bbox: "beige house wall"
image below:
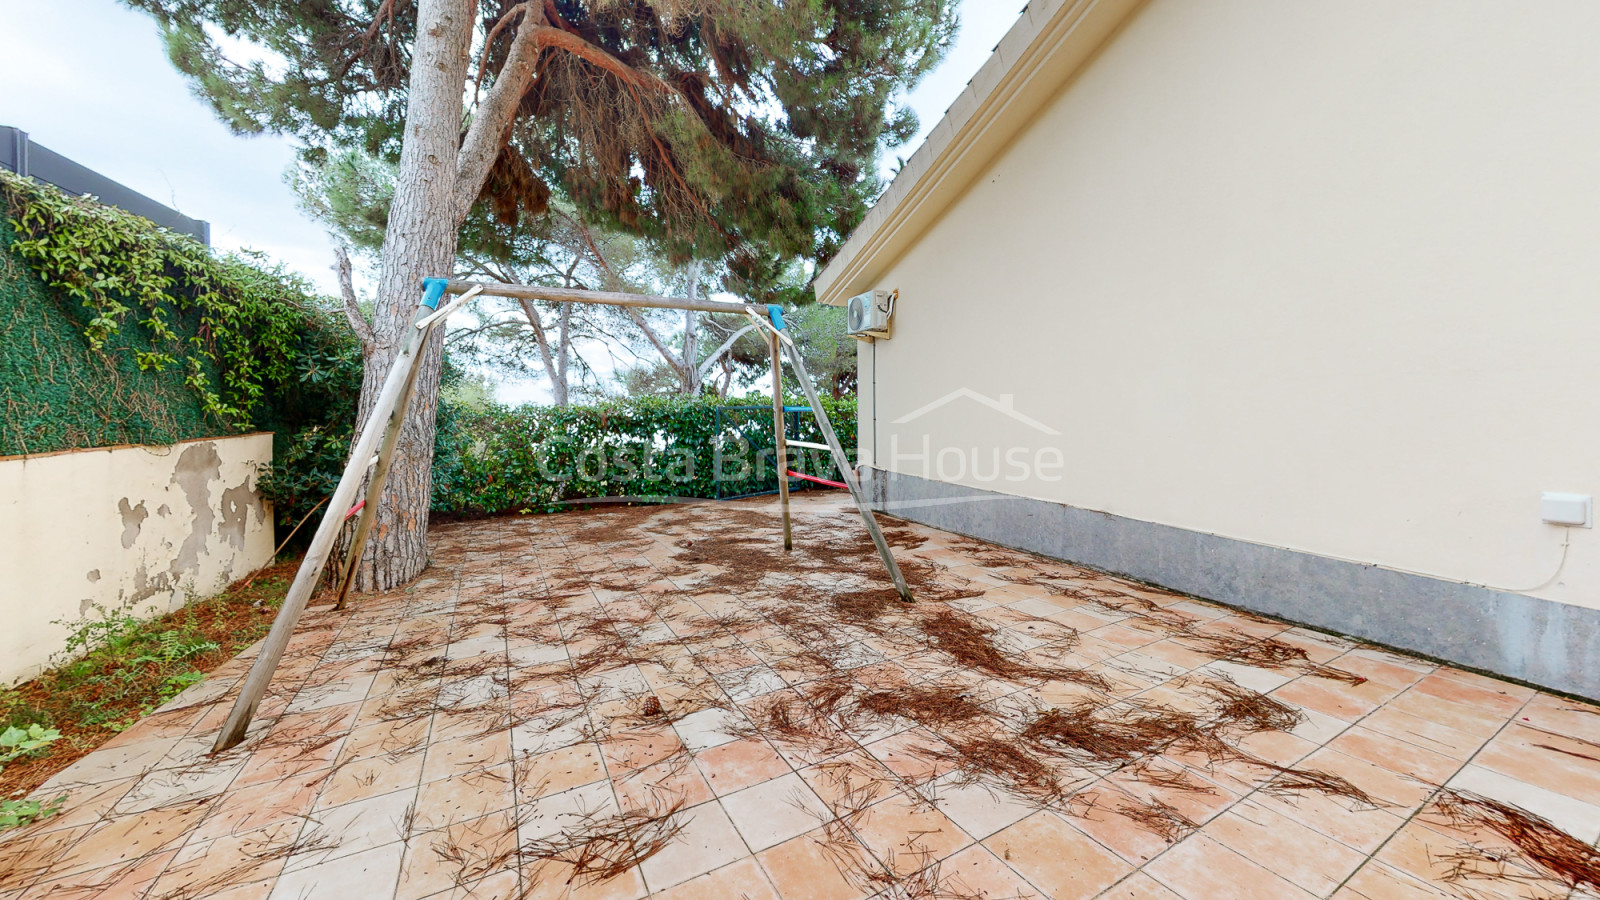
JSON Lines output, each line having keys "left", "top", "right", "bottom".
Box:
{"left": 0, "top": 433, "right": 275, "bottom": 684}
{"left": 856, "top": 0, "right": 1600, "bottom": 610}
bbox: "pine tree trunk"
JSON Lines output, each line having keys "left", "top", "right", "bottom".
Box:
{"left": 349, "top": 0, "right": 473, "bottom": 592}
{"left": 681, "top": 261, "right": 702, "bottom": 395}
{"left": 555, "top": 302, "right": 571, "bottom": 407}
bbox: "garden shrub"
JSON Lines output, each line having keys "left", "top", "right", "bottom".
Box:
{"left": 433, "top": 393, "right": 857, "bottom": 515}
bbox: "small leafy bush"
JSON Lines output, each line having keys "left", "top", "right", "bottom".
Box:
{"left": 0, "top": 796, "right": 64, "bottom": 832}
{"left": 0, "top": 724, "right": 61, "bottom": 770}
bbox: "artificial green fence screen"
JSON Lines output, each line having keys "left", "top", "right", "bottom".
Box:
{"left": 0, "top": 220, "right": 224, "bottom": 456}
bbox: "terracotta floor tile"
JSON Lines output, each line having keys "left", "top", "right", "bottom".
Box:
{"left": 935, "top": 843, "right": 1044, "bottom": 899}
{"left": 1336, "top": 861, "right": 1456, "bottom": 899}
{"left": 797, "top": 753, "right": 899, "bottom": 814}
{"left": 1291, "top": 748, "right": 1438, "bottom": 811}
{"left": 515, "top": 743, "right": 609, "bottom": 802}
{"left": 921, "top": 774, "right": 1039, "bottom": 842}
{"left": 1383, "top": 692, "right": 1507, "bottom": 739}
{"left": 1327, "top": 726, "right": 1465, "bottom": 783}
{"left": 423, "top": 732, "right": 512, "bottom": 783}
{"left": 20, "top": 496, "right": 1591, "bottom": 900}
{"left": 517, "top": 859, "right": 646, "bottom": 900}
{"left": 1473, "top": 724, "right": 1600, "bottom": 807}
{"left": 1444, "top": 763, "right": 1600, "bottom": 843}
{"left": 650, "top": 856, "right": 780, "bottom": 900}
{"left": 45, "top": 802, "right": 208, "bottom": 878}
{"left": 1516, "top": 692, "right": 1600, "bottom": 745}
{"left": 852, "top": 792, "right": 971, "bottom": 876}
{"left": 150, "top": 819, "right": 299, "bottom": 898}
{"left": 289, "top": 786, "right": 417, "bottom": 870}
{"left": 1098, "top": 873, "right": 1186, "bottom": 899}
{"left": 694, "top": 738, "right": 793, "bottom": 797}
{"left": 414, "top": 869, "right": 520, "bottom": 900}
{"left": 317, "top": 748, "right": 426, "bottom": 809}
{"left": 1410, "top": 674, "right": 1527, "bottom": 718}
{"left": 1202, "top": 801, "right": 1368, "bottom": 895}
{"left": 192, "top": 772, "right": 323, "bottom": 842}
{"left": 9, "top": 779, "right": 134, "bottom": 837}
{"left": 612, "top": 755, "right": 714, "bottom": 814}
{"left": 1371, "top": 820, "right": 1529, "bottom": 893}
{"left": 413, "top": 763, "right": 515, "bottom": 834}
{"left": 337, "top": 717, "right": 432, "bottom": 763}
{"left": 267, "top": 839, "right": 405, "bottom": 900}
{"left": 397, "top": 809, "right": 520, "bottom": 900}
{"left": 721, "top": 772, "right": 834, "bottom": 852}
{"left": 1065, "top": 790, "right": 1177, "bottom": 865}
{"left": 637, "top": 800, "right": 749, "bottom": 892}
{"left": 864, "top": 729, "right": 957, "bottom": 783}
{"left": 1358, "top": 706, "right": 1490, "bottom": 759}
{"left": 1251, "top": 777, "right": 1409, "bottom": 854}
{"left": 599, "top": 726, "right": 686, "bottom": 773}
{"left": 1272, "top": 679, "right": 1381, "bottom": 723}
{"left": 26, "top": 847, "right": 177, "bottom": 899}
{"left": 0, "top": 824, "right": 93, "bottom": 892}
{"left": 756, "top": 827, "right": 871, "bottom": 900}
{"left": 1143, "top": 833, "right": 1318, "bottom": 900}
{"left": 982, "top": 812, "right": 1129, "bottom": 900}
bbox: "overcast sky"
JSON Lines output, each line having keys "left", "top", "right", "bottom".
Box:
{"left": 0, "top": 0, "right": 1025, "bottom": 401}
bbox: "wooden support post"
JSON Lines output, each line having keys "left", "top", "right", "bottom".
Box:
{"left": 769, "top": 331, "right": 792, "bottom": 550}
{"left": 333, "top": 330, "right": 433, "bottom": 609}
{"left": 778, "top": 335, "right": 912, "bottom": 601}
{"left": 210, "top": 285, "right": 478, "bottom": 753}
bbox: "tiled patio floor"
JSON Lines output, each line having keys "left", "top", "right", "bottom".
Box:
{"left": 3, "top": 493, "right": 1598, "bottom": 900}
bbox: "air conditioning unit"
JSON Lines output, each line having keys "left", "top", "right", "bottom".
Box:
{"left": 846, "top": 289, "right": 895, "bottom": 339}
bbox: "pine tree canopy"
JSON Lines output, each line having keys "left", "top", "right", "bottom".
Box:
{"left": 123, "top": 0, "right": 958, "bottom": 267}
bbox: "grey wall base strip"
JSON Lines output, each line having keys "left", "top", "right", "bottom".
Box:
{"left": 865, "top": 468, "right": 1598, "bottom": 701}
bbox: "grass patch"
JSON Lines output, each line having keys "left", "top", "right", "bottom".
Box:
{"left": 0, "top": 557, "right": 298, "bottom": 803}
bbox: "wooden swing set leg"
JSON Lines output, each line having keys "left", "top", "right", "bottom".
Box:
{"left": 211, "top": 284, "right": 480, "bottom": 753}
{"left": 778, "top": 336, "right": 912, "bottom": 602}
{"left": 768, "top": 331, "right": 793, "bottom": 551}
{"left": 333, "top": 332, "right": 433, "bottom": 610}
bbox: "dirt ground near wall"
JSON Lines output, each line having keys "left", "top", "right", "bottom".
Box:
{"left": 1, "top": 493, "right": 1598, "bottom": 900}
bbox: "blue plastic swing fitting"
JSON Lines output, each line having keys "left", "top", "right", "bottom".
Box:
{"left": 420, "top": 277, "right": 450, "bottom": 310}
{"left": 767, "top": 305, "right": 787, "bottom": 331}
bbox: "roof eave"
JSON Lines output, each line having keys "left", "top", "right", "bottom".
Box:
{"left": 815, "top": 0, "right": 1147, "bottom": 306}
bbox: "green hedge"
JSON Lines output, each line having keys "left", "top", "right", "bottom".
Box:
{"left": 433, "top": 394, "right": 857, "bottom": 514}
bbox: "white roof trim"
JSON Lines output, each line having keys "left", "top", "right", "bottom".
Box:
{"left": 815, "top": 0, "right": 1146, "bottom": 306}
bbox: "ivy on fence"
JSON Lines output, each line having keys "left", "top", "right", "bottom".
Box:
{"left": 0, "top": 170, "right": 357, "bottom": 459}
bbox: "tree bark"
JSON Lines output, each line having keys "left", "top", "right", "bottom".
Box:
{"left": 556, "top": 301, "right": 571, "bottom": 406}
{"left": 347, "top": 0, "right": 553, "bottom": 592}
{"left": 349, "top": 0, "right": 476, "bottom": 591}
{"left": 681, "top": 260, "right": 702, "bottom": 395}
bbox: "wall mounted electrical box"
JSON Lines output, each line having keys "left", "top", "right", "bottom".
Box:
{"left": 1541, "top": 492, "right": 1593, "bottom": 528}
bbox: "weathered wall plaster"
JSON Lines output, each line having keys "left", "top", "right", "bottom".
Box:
{"left": 0, "top": 433, "right": 274, "bottom": 685}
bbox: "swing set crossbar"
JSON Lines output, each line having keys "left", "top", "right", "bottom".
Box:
{"left": 209, "top": 278, "right": 911, "bottom": 753}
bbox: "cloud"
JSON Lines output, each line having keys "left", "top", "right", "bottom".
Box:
{"left": 0, "top": 0, "right": 339, "bottom": 294}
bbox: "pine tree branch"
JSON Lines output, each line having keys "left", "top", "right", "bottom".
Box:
{"left": 333, "top": 245, "right": 376, "bottom": 358}
{"left": 626, "top": 308, "right": 687, "bottom": 377}
{"left": 454, "top": 2, "right": 547, "bottom": 222}
{"left": 696, "top": 323, "right": 758, "bottom": 380}
{"left": 517, "top": 297, "right": 561, "bottom": 390}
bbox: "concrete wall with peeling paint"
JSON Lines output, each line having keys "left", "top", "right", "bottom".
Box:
{"left": 0, "top": 433, "right": 274, "bottom": 684}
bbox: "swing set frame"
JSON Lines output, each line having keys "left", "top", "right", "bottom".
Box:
{"left": 210, "top": 278, "right": 911, "bottom": 752}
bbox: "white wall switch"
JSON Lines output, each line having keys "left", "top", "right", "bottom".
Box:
{"left": 1541, "top": 492, "right": 1593, "bottom": 528}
